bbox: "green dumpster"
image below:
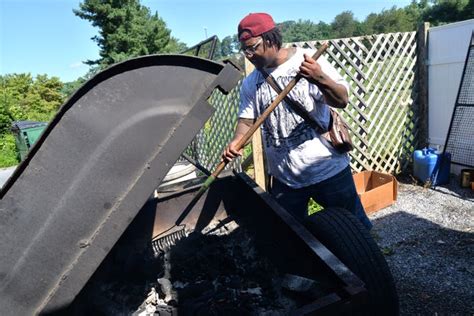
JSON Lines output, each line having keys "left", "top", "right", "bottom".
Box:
{"left": 11, "top": 121, "right": 48, "bottom": 161}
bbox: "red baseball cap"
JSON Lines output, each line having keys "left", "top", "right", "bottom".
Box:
{"left": 238, "top": 13, "right": 276, "bottom": 41}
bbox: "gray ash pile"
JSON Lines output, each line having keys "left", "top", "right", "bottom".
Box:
{"left": 158, "top": 227, "right": 293, "bottom": 315}
{"left": 75, "top": 221, "right": 326, "bottom": 315}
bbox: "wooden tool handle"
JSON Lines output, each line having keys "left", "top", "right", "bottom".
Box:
{"left": 175, "top": 42, "right": 329, "bottom": 226}
{"left": 213, "top": 42, "right": 329, "bottom": 177}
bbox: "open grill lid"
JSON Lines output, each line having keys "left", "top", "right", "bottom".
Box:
{"left": 0, "top": 54, "right": 242, "bottom": 315}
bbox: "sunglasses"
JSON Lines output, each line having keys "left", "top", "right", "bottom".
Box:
{"left": 241, "top": 38, "right": 263, "bottom": 57}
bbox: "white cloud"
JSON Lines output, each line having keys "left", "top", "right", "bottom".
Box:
{"left": 69, "top": 62, "right": 84, "bottom": 69}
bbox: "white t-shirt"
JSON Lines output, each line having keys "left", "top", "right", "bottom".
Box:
{"left": 239, "top": 47, "right": 350, "bottom": 188}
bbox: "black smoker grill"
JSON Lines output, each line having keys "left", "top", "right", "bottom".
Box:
{"left": 0, "top": 54, "right": 398, "bottom": 315}
{"left": 65, "top": 171, "right": 398, "bottom": 315}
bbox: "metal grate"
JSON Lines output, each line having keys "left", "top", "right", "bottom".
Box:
{"left": 179, "top": 37, "right": 243, "bottom": 174}
{"left": 458, "top": 49, "right": 474, "bottom": 104}
{"left": 180, "top": 36, "right": 218, "bottom": 60}
{"left": 183, "top": 78, "right": 243, "bottom": 174}
{"left": 195, "top": 83, "right": 243, "bottom": 172}
{"left": 444, "top": 32, "right": 474, "bottom": 168}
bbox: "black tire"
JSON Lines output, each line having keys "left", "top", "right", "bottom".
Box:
{"left": 305, "top": 207, "right": 399, "bottom": 315}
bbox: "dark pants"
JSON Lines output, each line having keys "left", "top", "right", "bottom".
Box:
{"left": 271, "top": 166, "right": 373, "bottom": 230}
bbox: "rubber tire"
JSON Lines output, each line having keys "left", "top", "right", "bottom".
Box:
{"left": 305, "top": 207, "right": 399, "bottom": 315}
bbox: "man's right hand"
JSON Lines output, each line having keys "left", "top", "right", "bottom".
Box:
{"left": 222, "top": 118, "right": 254, "bottom": 163}
{"left": 222, "top": 138, "right": 243, "bottom": 163}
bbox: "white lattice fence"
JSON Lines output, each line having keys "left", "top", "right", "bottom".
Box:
{"left": 287, "top": 31, "right": 423, "bottom": 173}
{"left": 187, "top": 31, "right": 424, "bottom": 176}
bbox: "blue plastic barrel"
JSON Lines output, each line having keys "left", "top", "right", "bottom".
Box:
{"left": 413, "top": 148, "right": 437, "bottom": 183}
{"left": 413, "top": 148, "right": 451, "bottom": 185}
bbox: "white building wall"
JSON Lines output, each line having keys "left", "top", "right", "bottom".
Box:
{"left": 428, "top": 19, "right": 474, "bottom": 174}
{"left": 428, "top": 20, "right": 474, "bottom": 148}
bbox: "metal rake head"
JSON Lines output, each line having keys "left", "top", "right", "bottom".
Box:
{"left": 150, "top": 225, "right": 187, "bottom": 256}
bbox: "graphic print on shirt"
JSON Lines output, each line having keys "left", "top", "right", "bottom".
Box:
{"left": 256, "top": 74, "right": 320, "bottom": 152}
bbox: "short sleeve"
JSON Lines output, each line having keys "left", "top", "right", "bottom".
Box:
{"left": 318, "top": 55, "right": 350, "bottom": 93}
{"left": 238, "top": 76, "right": 258, "bottom": 119}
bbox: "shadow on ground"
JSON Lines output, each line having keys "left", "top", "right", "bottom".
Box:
{"left": 371, "top": 211, "right": 473, "bottom": 315}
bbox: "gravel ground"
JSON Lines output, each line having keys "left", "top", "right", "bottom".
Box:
{"left": 369, "top": 175, "right": 473, "bottom": 315}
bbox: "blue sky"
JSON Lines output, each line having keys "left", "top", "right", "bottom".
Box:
{"left": 1, "top": 0, "right": 412, "bottom": 82}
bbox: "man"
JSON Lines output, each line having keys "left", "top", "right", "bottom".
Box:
{"left": 223, "top": 13, "right": 372, "bottom": 230}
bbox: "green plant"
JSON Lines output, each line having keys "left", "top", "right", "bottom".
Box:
{"left": 381, "top": 246, "right": 394, "bottom": 256}
{"left": 308, "top": 198, "right": 323, "bottom": 215}
{"left": 242, "top": 143, "right": 252, "bottom": 160}
{"left": 0, "top": 134, "right": 19, "bottom": 168}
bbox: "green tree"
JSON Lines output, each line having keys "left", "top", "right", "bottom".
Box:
{"left": 0, "top": 134, "right": 18, "bottom": 167}
{"left": 74, "top": 0, "right": 186, "bottom": 69}
{"left": 0, "top": 74, "right": 65, "bottom": 166}
{"left": 315, "top": 21, "right": 334, "bottom": 39}
{"left": 61, "top": 64, "right": 107, "bottom": 99}
{"left": 62, "top": 78, "right": 87, "bottom": 99}
{"left": 220, "top": 35, "right": 239, "bottom": 57}
{"left": 363, "top": 6, "right": 418, "bottom": 34}
{"left": 404, "top": 0, "right": 430, "bottom": 28}
{"left": 331, "top": 11, "right": 360, "bottom": 38}
{"left": 423, "top": 0, "right": 473, "bottom": 24}
{"left": 280, "top": 20, "right": 334, "bottom": 42}
{"left": 165, "top": 36, "right": 188, "bottom": 53}
{"left": 1, "top": 74, "right": 34, "bottom": 133}
{"left": 463, "top": 0, "right": 474, "bottom": 19}
{"left": 0, "top": 74, "right": 64, "bottom": 134}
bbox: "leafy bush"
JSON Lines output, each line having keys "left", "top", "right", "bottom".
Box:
{"left": 0, "top": 134, "right": 19, "bottom": 168}
{"left": 0, "top": 73, "right": 64, "bottom": 166}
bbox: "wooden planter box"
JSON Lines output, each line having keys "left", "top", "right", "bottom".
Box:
{"left": 353, "top": 171, "right": 398, "bottom": 214}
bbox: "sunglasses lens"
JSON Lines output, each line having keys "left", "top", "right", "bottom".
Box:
{"left": 241, "top": 38, "right": 261, "bottom": 57}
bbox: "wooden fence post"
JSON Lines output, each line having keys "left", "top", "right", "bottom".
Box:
{"left": 244, "top": 59, "right": 268, "bottom": 190}
{"left": 417, "top": 22, "right": 430, "bottom": 148}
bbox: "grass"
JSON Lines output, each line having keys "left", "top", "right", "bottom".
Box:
{"left": 381, "top": 246, "right": 395, "bottom": 256}
{"left": 308, "top": 198, "right": 323, "bottom": 215}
